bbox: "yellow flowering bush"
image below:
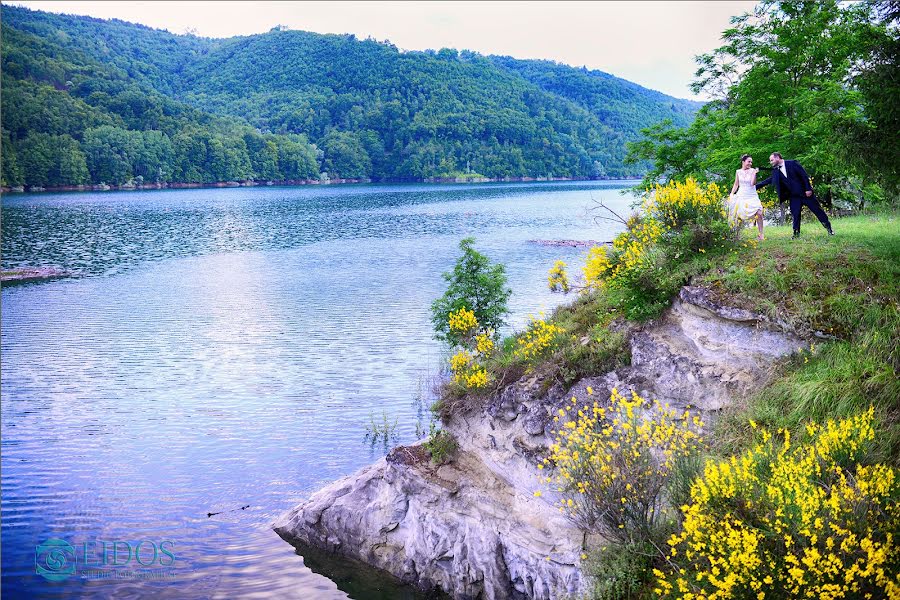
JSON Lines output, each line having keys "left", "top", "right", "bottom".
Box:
{"left": 474, "top": 332, "right": 495, "bottom": 355}
{"left": 514, "top": 316, "right": 564, "bottom": 364}
{"left": 543, "top": 387, "right": 704, "bottom": 543}
{"left": 657, "top": 407, "right": 900, "bottom": 600}
{"left": 643, "top": 177, "right": 727, "bottom": 232}
{"left": 583, "top": 246, "right": 613, "bottom": 291}
{"left": 449, "top": 349, "right": 490, "bottom": 389}
{"left": 548, "top": 260, "right": 570, "bottom": 292}
{"left": 446, "top": 312, "right": 494, "bottom": 391}
{"left": 568, "top": 178, "right": 733, "bottom": 320}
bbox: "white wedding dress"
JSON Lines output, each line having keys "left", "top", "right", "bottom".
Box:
{"left": 728, "top": 168, "right": 764, "bottom": 225}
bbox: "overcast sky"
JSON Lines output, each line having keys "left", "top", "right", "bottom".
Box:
{"left": 8, "top": 1, "right": 757, "bottom": 99}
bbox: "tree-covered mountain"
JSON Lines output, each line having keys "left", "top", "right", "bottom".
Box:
{"left": 0, "top": 6, "right": 319, "bottom": 188}
{"left": 489, "top": 56, "right": 701, "bottom": 144}
{"left": 1, "top": 4, "right": 701, "bottom": 188}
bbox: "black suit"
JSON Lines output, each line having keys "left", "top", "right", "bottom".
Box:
{"left": 756, "top": 160, "right": 831, "bottom": 234}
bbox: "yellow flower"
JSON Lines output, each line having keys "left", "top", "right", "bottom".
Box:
{"left": 447, "top": 307, "right": 477, "bottom": 334}
{"left": 547, "top": 260, "right": 570, "bottom": 293}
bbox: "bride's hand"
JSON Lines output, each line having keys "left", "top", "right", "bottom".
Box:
{"left": 753, "top": 168, "right": 760, "bottom": 174}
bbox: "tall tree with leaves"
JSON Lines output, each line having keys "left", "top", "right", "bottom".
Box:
{"left": 431, "top": 237, "right": 511, "bottom": 347}
{"left": 627, "top": 0, "right": 893, "bottom": 208}
{"left": 842, "top": 0, "right": 900, "bottom": 196}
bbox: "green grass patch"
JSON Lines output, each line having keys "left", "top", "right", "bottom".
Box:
{"left": 703, "top": 212, "right": 900, "bottom": 465}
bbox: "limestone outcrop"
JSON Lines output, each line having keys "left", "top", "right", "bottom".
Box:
{"left": 274, "top": 286, "right": 807, "bottom": 599}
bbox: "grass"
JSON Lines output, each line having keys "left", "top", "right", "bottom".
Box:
{"left": 702, "top": 212, "right": 900, "bottom": 465}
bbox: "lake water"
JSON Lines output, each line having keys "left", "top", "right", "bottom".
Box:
{"left": 1, "top": 181, "right": 633, "bottom": 599}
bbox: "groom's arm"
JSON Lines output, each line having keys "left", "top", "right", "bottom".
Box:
{"left": 756, "top": 175, "right": 772, "bottom": 190}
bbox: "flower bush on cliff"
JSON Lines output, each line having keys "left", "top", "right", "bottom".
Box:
{"left": 543, "top": 387, "right": 705, "bottom": 544}
{"left": 514, "top": 315, "right": 564, "bottom": 367}
{"left": 551, "top": 178, "right": 733, "bottom": 320}
{"left": 447, "top": 307, "right": 492, "bottom": 390}
{"left": 656, "top": 408, "right": 900, "bottom": 600}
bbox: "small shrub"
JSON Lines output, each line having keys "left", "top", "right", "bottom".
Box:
{"left": 514, "top": 315, "right": 564, "bottom": 365}
{"left": 586, "top": 541, "right": 657, "bottom": 600}
{"left": 548, "top": 260, "right": 571, "bottom": 292}
{"left": 424, "top": 423, "right": 457, "bottom": 465}
{"left": 431, "top": 237, "right": 511, "bottom": 346}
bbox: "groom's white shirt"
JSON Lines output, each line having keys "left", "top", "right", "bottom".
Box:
{"left": 779, "top": 162, "right": 787, "bottom": 177}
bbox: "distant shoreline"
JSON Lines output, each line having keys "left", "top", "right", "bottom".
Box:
{"left": 1, "top": 175, "right": 641, "bottom": 195}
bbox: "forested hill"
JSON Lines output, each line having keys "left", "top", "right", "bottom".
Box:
{"left": 488, "top": 56, "right": 701, "bottom": 143}
{"left": 1, "top": 5, "right": 701, "bottom": 188}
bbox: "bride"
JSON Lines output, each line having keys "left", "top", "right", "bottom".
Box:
{"left": 728, "top": 154, "right": 765, "bottom": 241}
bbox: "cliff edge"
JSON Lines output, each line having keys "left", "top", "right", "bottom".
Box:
{"left": 274, "top": 286, "right": 807, "bottom": 599}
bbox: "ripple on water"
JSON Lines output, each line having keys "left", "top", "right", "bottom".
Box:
{"left": 1, "top": 181, "right": 631, "bottom": 598}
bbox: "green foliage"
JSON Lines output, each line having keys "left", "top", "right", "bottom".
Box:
{"left": 627, "top": 0, "right": 897, "bottom": 208}
{"left": 423, "top": 423, "right": 457, "bottom": 465}
{"left": 1, "top": 6, "right": 321, "bottom": 188}
{"left": 585, "top": 541, "right": 657, "bottom": 600}
{"left": 17, "top": 132, "right": 89, "bottom": 187}
{"left": 1, "top": 4, "right": 701, "bottom": 187}
{"left": 431, "top": 238, "right": 511, "bottom": 346}
{"left": 320, "top": 130, "right": 372, "bottom": 179}
{"left": 842, "top": 2, "right": 900, "bottom": 197}
{"left": 706, "top": 212, "right": 900, "bottom": 465}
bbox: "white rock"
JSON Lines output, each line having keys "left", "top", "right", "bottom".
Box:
{"left": 274, "top": 286, "right": 807, "bottom": 598}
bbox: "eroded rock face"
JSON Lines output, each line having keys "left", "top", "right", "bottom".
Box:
{"left": 275, "top": 445, "right": 584, "bottom": 600}
{"left": 274, "top": 286, "right": 807, "bottom": 598}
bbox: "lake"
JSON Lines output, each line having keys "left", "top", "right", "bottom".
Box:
{"left": 0, "top": 181, "right": 633, "bottom": 599}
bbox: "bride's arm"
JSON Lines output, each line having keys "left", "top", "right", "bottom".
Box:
{"left": 731, "top": 170, "right": 739, "bottom": 195}
{"left": 751, "top": 168, "right": 759, "bottom": 186}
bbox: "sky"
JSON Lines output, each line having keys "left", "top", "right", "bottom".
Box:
{"left": 7, "top": 1, "right": 758, "bottom": 100}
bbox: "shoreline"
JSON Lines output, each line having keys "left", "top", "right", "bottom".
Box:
{"left": 0, "top": 175, "right": 641, "bottom": 195}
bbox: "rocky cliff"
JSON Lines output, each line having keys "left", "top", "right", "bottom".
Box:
{"left": 273, "top": 286, "right": 807, "bottom": 599}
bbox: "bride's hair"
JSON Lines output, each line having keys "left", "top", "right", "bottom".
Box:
{"left": 740, "top": 154, "right": 752, "bottom": 165}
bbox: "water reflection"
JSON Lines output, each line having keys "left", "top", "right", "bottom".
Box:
{"left": 1, "top": 181, "right": 631, "bottom": 598}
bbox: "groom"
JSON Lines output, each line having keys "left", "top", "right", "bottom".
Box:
{"left": 756, "top": 152, "right": 833, "bottom": 238}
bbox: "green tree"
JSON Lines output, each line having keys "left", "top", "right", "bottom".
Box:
{"left": 82, "top": 125, "right": 134, "bottom": 184}
{"left": 52, "top": 134, "right": 90, "bottom": 185}
{"left": 274, "top": 135, "right": 319, "bottom": 180}
{"left": 320, "top": 130, "right": 371, "bottom": 179}
{"left": 431, "top": 237, "right": 511, "bottom": 346}
{"left": 1, "top": 129, "right": 24, "bottom": 186}
{"left": 627, "top": 0, "right": 890, "bottom": 208}
{"left": 132, "top": 130, "right": 173, "bottom": 183}
{"left": 18, "top": 132, "right": 55, "bottom": 187}
{"left": 841, "top": 1, "right": 900, "bottom": 196}
{"left": 243, "top": 131, "right": 280, "bottom": 181}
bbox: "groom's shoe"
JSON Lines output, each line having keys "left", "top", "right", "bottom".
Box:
{"left": 827, "top": 227, "right": 835, "bottom": 236}
{"left": 792, "top": 231, "right": 801, "bottom": 239}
